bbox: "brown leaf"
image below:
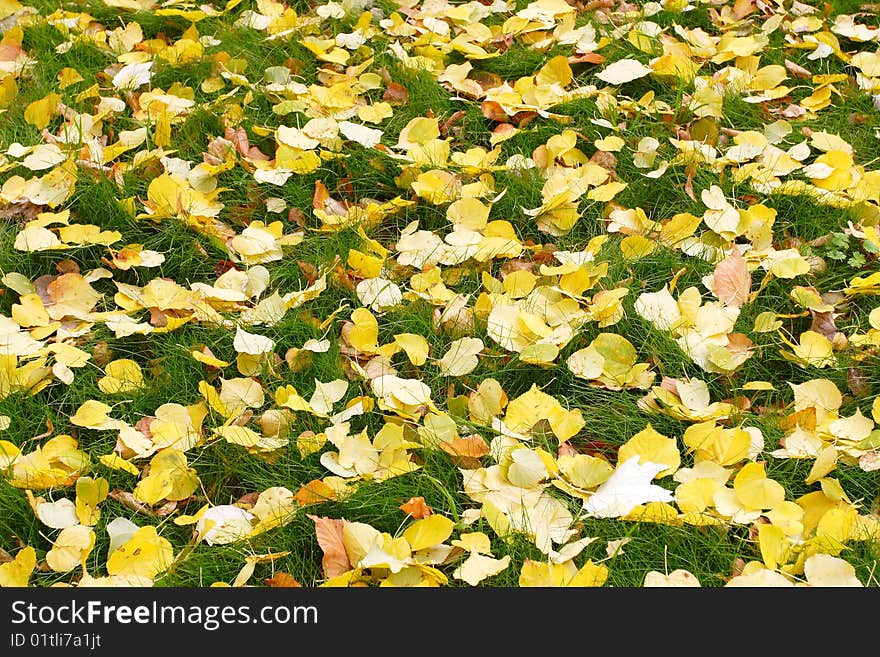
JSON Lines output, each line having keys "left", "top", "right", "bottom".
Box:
{"left": 237, "top": 491, "right": 260, "bottom": 507}
{"left": 491, "top": 122, "right": 517, "bottom": 142}
{"left": 382, "top": 82, "right": 409, "bottom": 105}
{"left": 108, "top": 490, "right": 156, "bottom": 516}
{"left": 439, "top": 110, "right": 467, "bottom": 136}
{"left": 557, "top": 442, "right": 578, "bottom": 459}
{"left": 512, "top": 111, "right": 538, "bottom": 127}
{"left": 297, "top": 260, "right": 319, "bottom": 285}
{"left": 589, "top": 149, "right": 617, "bottom": 173}
{"left": 784, "top": 59, "right": 812, "bottom": 79}
{"left": 265, "top": 572, "right": 301, "bottom": 587}
{"left": 399, "top": 496, "right": 433, "bottom": 519}
{"left": 810, "top": 311, "right": 844, "bottom": 344}
{"left": 683, "top": 169, "right": 696, "bottom": 201}
{"left": 481, "top": 100, "right": 509, "bottom": 122}
{"left": 847, "top": 366, "right": 870, "bottom": 398}
{"left": 55, "top": 259, "right": 80, "bottom": 275}
{"left": 312, "top": 180, "right": 331, "bottom": 211}
{"left": 34, "top": 418, "right": 54, "bottom": 442}
{"left": 307, "top": 515, "right": 351, "bottom": 579}
{"left": 226, "top": 126, "right": 250, "bottom": 158}
{"left": 157, "top": 499, "right": 187, "bottom": 516}
{"left": 711, "top": 248, "right": 751, "bottom": 308}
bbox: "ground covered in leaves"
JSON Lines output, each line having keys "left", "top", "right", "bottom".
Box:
{"left": 1, "top": 0, "right": 879, "bottom": 588}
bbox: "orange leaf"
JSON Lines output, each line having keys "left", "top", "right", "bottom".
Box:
{"left": 399, "top": 496, "right": 433, "bottom": 519}
{"left": 439, "top": 436, "right": 490, "bottom": 459}
{"left": 711, "top": 248, "right": 751, "bottom": 308}
{"left": 568, "top": 53, "right": 606, "bottom": 65}
{"left": 481, "top": 100, "right": 509, "bottom": 122}
{"left": 294, "top": 479, "right": 336, "bottom": 506}
{"left": 313, "top": 180, "right": 331, "bottom": 211}
{"left": 265, "top": 572, "right": 301, "bottom": 587}
{"left": 307, "top": 515, "right": 351, "bottom": 579}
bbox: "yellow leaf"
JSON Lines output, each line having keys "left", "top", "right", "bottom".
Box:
{"left": 397, "top": 117, "right": 440, "bottom": 149}
{"left": 393, "top": 333, "right": 429, "bottom": 366}
{"left": 734, "top": 462, "right": 785, "bottom": 510}
{"left": 643, "top": 569, "right": 701, "bottom": 586}
{"left": 784, "top": 330, "right": 836, "bottom": 368}
{"left": 587, "top": 181, "right": 627, "bottom": 202}
{"left": 618, "top": 423, "right": 681, "bottom": 478}
{"left": 519, "top": 558, "right": 608, "bottom": 586}
{"left": 349, "top": 307, "right": 379, "bottom": 354}
{"left": 594, "top": 135, "right": 625, "bottom": 152}
{"left": 0, "top": 546, "right": 36, "bottom": 587}
{"left": 519, "top": 342, "right": 559, "bottom": 365}
{"left": 24, "top": 93, "right": 61, "bottom": 129}
{"left": 98, "top": 359, "right": 145, "bottom": 394}
{"left": 57, "top": 67, "right": 84, "bottom": 89}
{"left": 674, "top": 478, "right": 722, "bottom": 514}
{"left": 402, "top": 515, "right": 455, "bottom": 551}
{"left": 753, "top": 311, "right": 782, "bottom": 332}
{"left": 133, "top": 448, "right": 199, "bottom": 505}
{"left": 453, "top": 552, "right": 511, "bottom": 586}
{"left": 742, "top": 381, "right": 775, "bottom": 391}
{"left": 70, "top": 400, "right": 113, "bottom": 428}
{"left": 8, "top": 435, "right": 89, "bottom": 489}
{"left": 191, "top": 350, "right": 229, "bottom": 368}
{"left": 556, "top": 454, "right": 614, "bottom": 492}
{"left": 46, "top": 525, "right": 96, "bottom": 573}
{"left": 347, "top": 249, "right": 384, "bottom": 278}
{"left": 596, "top": 59, "right": 653, "bottom": 85}
{"left": 99, "top": 453, "right": 140, "bottom": 476}
{"left": 411, "top": 169, "right": 461, "bottom": 204}
{"left": 620, "top": 234, "right": 657, "bottom": 260}
{"left": 297, "top": 431, "right": 327, "bottom": 458}
{"left": 106, "top": 525, "right": 174, "bottom": 580}
{"left": 502, "top": 270, "right": 536, "bottom": 298}
{"left": 757, "top": 523, "right": 789, "bottom": 571}
{"left": 213, "top": 425, "right": 262, "bottom": 447}
{"left": 803, "top": 554, "right": 863, "bottom": 587}
{"left": 75, "top": 476, "right": 109, "bottom": 526}
{"left": 805, "top": 446, "right": 838, "bottom": 485}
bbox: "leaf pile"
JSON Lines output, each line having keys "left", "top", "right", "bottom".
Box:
{"left": 1, "top": 0, "right": 879, "bottom": 587}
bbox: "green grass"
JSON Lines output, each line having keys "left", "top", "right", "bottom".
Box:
{"left": 1, "top": 0, "right": 879, "bottom": 590}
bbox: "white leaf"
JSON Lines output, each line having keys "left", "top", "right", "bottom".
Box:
{"left": 302, "top": 338, "right": 331, "bottom": 352}
{"left": 643, "top": 569, "right": 702, "bottom": 587}
{"left": 633, "top": 286, "right": 681, "bottom": 331}
{"left": 356, "top": 277, "right": 403, "bottom": 312}
{"left": 112, "top": 61, "right": 153, "bottom": 90}
{"left": 439, "top": 337, "right": 483, "bottom": 376}
{"left": 196, "top": 505, "right": 255, "bottom": 545}
{"left": 36, "top": 498, "right": 79, "bottom": 529}
{"left": 339, "top": 121, "right": 383, "bottom": 148}
{"left": 803, "top": 554, "right": 863, "bottom": 587}
{"left": 233, "top": 325, "right": 275, "bottom": 355}
{"left": 453, "top": 552, "right": 511, "bottom": 586}
{"left": 21, "top": 144, "right": 66, "bottom": 171}
{"left": 596, "top": 59, "right": 653, "bottom": 85}
{"left": 582, "top": 456, "right": 673, "bottom": 518}
{"left": 309, "top": 378, "right": 348, "bottom": 417}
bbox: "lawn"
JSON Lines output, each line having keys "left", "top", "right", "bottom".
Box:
{"left": 0, "top": 0, "right": 879, "bottom": 588}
